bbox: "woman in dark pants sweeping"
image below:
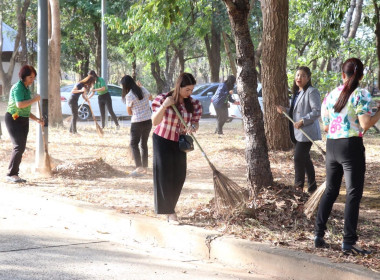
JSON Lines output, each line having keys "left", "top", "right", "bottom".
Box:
{"left": 121, "top": 75, "right": 152, "bottom": 176}
{"left": 151, "top": 73, "right": 202, "bottom": 224}
{"left": 314, "top": 58, "right": 380, "bottom": 255}
{"left": 88, "top": 70, "right": 120, "bottom": 129}
{"left": 5, "top": 65, "right": 44, "bottom": 183}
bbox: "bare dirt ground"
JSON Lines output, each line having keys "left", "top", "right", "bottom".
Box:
{"left": 0, "top": 106, "right": 379, "bottom": 272}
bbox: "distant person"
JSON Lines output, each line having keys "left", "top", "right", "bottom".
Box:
{"left": 151, "top": 73, "right": 202, "bottom": 224}
{"left": 211, "top": 75, "right": 239, "bottom": 135}
{"left": 69, "top": 75, "right": 95, "bottom": 134}
{"left": 314, "top": 58, "right": 380, "bottom": 255}
{"left": 121, "top": 75, "right": 152, "bottom": 177}
{"left": 5, "top": 65, "right": 44, "bottom": 183}
{"left": 276, "top": 66, "right": 321, "bottom": 193}
{"left": 88, "top": 70, "right": 120, "bottom": 129}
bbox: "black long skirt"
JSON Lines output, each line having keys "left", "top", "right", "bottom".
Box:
{"left": 153, "top": 133, "right": 187, "bottom": 214}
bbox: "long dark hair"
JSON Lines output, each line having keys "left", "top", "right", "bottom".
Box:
{"left": 334, "top": 57, "right": 364, "bottom": 113}
{"left": 88, "top": 70, "right": 98, "bottom": 79}
{"left": 225, "top": 75, "right": 236, "bottom": 91}
{"left": 169, "top": 72, "right": 196, "bottom": 113}
{"left": 291, "top": 66, "right": 312, "bottom": 96}
{"left": 120, "top": 75, "right": 143, "bottom": 102}
{"left": 78, "top": 75, "right": 95, "bottom": 90}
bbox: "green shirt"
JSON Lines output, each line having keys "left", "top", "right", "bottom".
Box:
{"left": 94, "top": 77, "right": 108, "bottom": 95}
{"left": 7, "top": 80, "right": 32, "bottom": 118}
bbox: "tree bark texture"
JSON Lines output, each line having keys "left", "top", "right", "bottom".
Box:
{"left": 223, "top": 0, "right": 273, "bottom": 193}
{"left": 94, "top": 22, "right": 101, "bottom": 74}
{"left": 348, "top": 0, "right": 363, "bottom": 39}
{"left": 222, "top": 31, "right": 237, "bottom": 76}
{"left": 48, "top": 0, "right": 62, "bottom": 126}
{"left": 343, "top": 0, "right": 356, "bottom": 38}
{"left": 204, "top": 19, "right": 221, "bottom": 82}
{"left": 374, "top": 0, "right": 380, "bottom": 89}
{"left": 150, "top": 60, "right": 166, "bottom": 94}
{"left": 260, "top": 0, "right": 292, "bottom": 151}
{"left": 18, "top": 0, "right": 30, "bottom": 65}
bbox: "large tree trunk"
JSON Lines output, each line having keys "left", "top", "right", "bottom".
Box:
{"left": 151, "top": 60, "right": 166, "bottom": 94}
{"left": 0, "top": 0, "right": 29, "bottom": 96}
{"left": 222, "top": 31, "right": 237, "bottom": 77}
{"left": 18, "top": 0, "right": 29, "bottom": 65}
{"left": 374, "top": 0, "right": 380, "bottom": 89}
{"left": 223, "top": 0, "right": 273, "bottom": 194}
{"left": 348, "top": 0, "right": 363, "bottom": 39}
{"left": 48, "top": 0, "right": 62, "bottom": 126}
{"left": 343, "top": 0, "right": 356, "bottom": 38}
{"left": 204, "top": 19, "right": 221, "bottom": 82}
{"left": 165, "top": 46, "right": 178, "bottom": 89}
{"left": 261, "top": 0, "right": 292, "bottom": 151}
{"left": 94, "top": 22, "right": 101, "bottom": 74}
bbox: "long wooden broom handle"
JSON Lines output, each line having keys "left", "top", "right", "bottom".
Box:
{"left": 171, "top": 105, "right": 214, "bottom": 167}
{"left": 282, "top": 111, "right": 326, "bottom": 156}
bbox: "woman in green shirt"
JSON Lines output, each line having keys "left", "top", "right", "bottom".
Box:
{"left": 5, "top": 65, "right": 44, "bottom": 183}
{"left": 88, "top": 70, "right": 120, "bottom": 129}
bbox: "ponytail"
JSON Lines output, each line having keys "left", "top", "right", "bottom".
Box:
{"left": 334, "top": 58, "right": 363, "bottom": 113}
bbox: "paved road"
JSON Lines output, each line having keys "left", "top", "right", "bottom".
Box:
{"left": 0, "top": 185, "right": 280, "bottom": 280}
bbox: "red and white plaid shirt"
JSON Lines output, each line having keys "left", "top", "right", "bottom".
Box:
{"left": 152, "top": 92, "right": 202, "bottom": 142}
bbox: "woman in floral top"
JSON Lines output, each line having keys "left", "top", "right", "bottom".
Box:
{"left": 314, "top": 58, "right": 380, "bottom": 255}
{"left": 5, "top": 65, "right": 43, "bottom": 183}
{"left": 151, "top": 73, "right": 202, "bottom": 224}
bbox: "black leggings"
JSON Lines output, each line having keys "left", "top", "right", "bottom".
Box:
{"left": 5, "top": 112, "right": 29, "bottom": 176}
{"left": 98, "top": 93, "right": 119, "bottom": 128}
{"left": 315, "top": 137, "right": 365, "bottom": 245}
{"left": 68, "top": 98, "right": 78, "bottom": 133}
{"left": 130, "top": 119, "right": 152, "bottom": 168}
{"left": 153, "top": 133, "right": 187, "bottom": 214}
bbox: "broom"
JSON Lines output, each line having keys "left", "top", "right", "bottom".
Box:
{"left": 171, "top": 105, "right": 248, "bottom": 211}
{"left": 86, "top": 98, "right": 104, "bottom": 137}
{"left": 37, "top": 102, "right": 52, "bottom": 175}
{"left": 281, "top": 111, "right": 327, "bottom": 218}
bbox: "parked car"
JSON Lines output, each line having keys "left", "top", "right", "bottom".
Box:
{"left": 191, "top": 83, "right": 220, "bottom": 115}
{"left": 60, "top": 84, "right": 128, "bottom": 121}
{"left": 209, "top": 83, "right": 263, "bottom": 119}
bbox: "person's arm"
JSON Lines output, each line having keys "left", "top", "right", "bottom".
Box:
{"left": 187, "top": 99, "right": 203, "bottom": 133}
{"left": 152, "top": 96, "right": 174, "bottom": 126}
{"left": 16, "top": 94, "right": 40, "bottom": 108}
{"left": 71, "top": 84, "right": 86, "bottom": 94}
{"left": 358, "top": 103, "right": 380, "bottom": 132}
{"left": 29, "top": 112, "right": 44, "bottom": 125}
{"left": 127, "top": 106, "right": 133, "bottom": 116}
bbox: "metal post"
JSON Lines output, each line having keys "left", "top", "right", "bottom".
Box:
{"left": 35, "top": 0, "right": 48, "bottom": 170}
{"left": 101, "top": 0, "right": 109, "bottom": 127}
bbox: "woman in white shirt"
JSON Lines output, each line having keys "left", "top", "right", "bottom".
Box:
{"left": 121, "top": 75, "right": 152, "bottom": 176}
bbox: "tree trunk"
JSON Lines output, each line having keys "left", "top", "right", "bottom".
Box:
{"left": 132, "top": 55, "right": 137, "bottom": 81}
{"left": 48, "top": 0, "right": 62, "bottom": 126}
{"left": 261, "top": 0, "right": 292, "bottom": 151}
{"left": 374, "top": 0, "right": 380, "bottom": 90}
{"left": 94, "top": 22, "right": 101, "bottom": 74}
{"left": 204, "top": 19, "right": 221, "bottom": 82}
{"left": 319, "top": 58, "right": 327, "bottom": 72}
{"left": 348, "top": 0, "right": 363, "bottom": 39}
{"left": 165, "top": 46, "right": 178, "bottom": 89}
{"left": 0, "top": 0, "right": 28, "bottom": 96}
{"left": 151, "top": 60, "right": 166, "bottom": 94}
{"left": 222, "top": 31, "right": 237, "bottom": 77}
{"left": 18, "top": 0, "right": 30, "bottom": 65}
{"left": 343, "top": 0, "right": 356, "bottom": 38}
{"left": 223, "top": 0, "right": 273, "bottom": 194}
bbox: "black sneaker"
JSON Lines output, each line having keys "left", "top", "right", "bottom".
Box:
{"left": 308, "top": 181, "right": 317, "bottom": 194}
{"left": 342, "top": 243, "right": 372, "bottom": 256}
{"left": 314, "top": 236, "right": 328, "bottom": 248}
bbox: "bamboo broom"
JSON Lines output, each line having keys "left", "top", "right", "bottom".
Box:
{"left": 86, "top": 98, "right": 104, "bottom": 137}
{"left": 37, "top": 102, "right": 52, "bottom": 175}
{"left": 281, "top": 111, "right": 327, "bottom": 218}
{"left": 171, "top": 105, "right": 248, "bottom": 212}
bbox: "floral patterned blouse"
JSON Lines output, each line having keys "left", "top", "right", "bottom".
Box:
{"left": 321, "top": 85, "right": 372, "bottom": 139}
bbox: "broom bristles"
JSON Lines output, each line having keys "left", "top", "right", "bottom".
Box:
{"left": 304, "top": 181, "right": 326, "bottom": 219}
{"left": 95, "top": 121, "right": 104, "bottom": 137}
{"left": 212, "top": 169, "right": 248, "bottom": 212}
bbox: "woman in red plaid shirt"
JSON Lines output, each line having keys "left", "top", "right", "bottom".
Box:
{"left": 151, "top": 73, "right": 202, "bottom": 224}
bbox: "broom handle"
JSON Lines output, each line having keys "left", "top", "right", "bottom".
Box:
{"left": 86, "top": 98, "right": 97, "bottom": 122}
{"left": 171, "top": 105, "right": 214, "bottom": 167}
{"left": 282, "top": 111, "right": 326, "bottom": 156}
{"left": 37, "top": 102, "right": 48, "bottom": 153}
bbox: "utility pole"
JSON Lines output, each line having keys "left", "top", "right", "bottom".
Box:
{"left": 35, "top": 0, "right": 48, "bottom": 171}
{"left": 101, "top": 0, "right": 109, "bottom": 127}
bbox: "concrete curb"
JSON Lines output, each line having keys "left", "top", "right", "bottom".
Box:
{"left": 3, "top": 183, "right": 379, "bottom": 280}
